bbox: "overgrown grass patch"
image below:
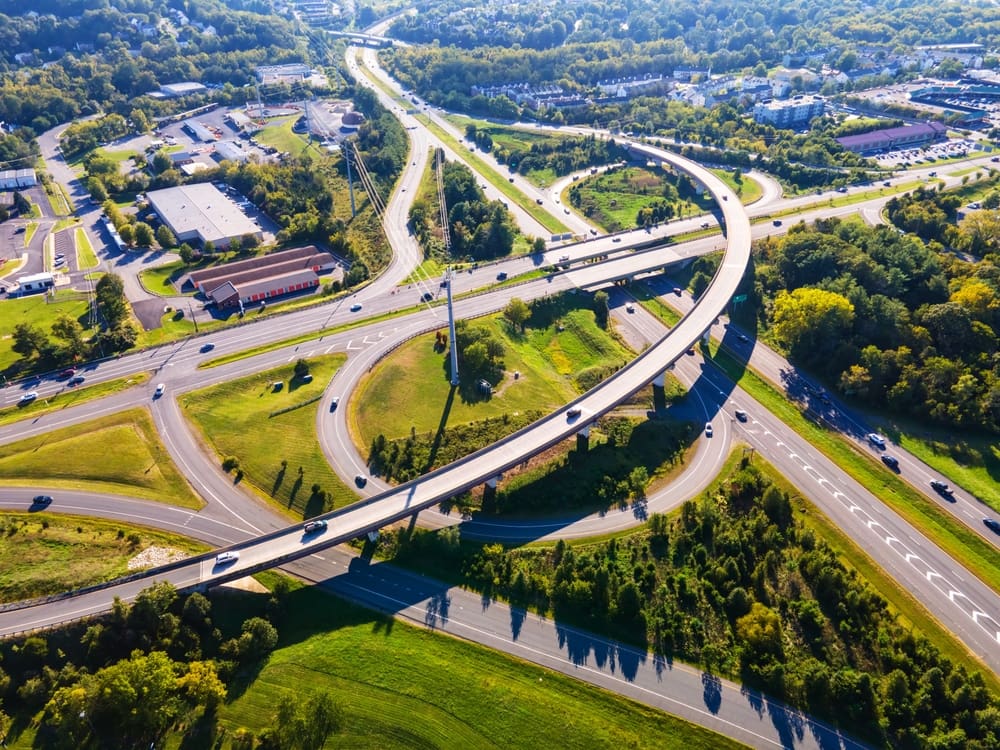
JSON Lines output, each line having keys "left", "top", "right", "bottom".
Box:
{"left": 138, "top": 260, "right": 193, "bottom": 296}
{"left": 180, "top": 355, "right": 355, "bottom": 517}
{"left": 0, "top": 408, "right": 202, "bottom": 509}
{"left": 0, "top": 512, "right": 206, "bottom": 603}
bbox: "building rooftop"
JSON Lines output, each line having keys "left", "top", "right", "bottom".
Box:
{"left": 146, "top": 184, "right": 260, "bottom": 246}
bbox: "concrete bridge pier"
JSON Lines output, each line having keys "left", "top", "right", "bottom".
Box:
{"left": 576, "top": 423, "right": 591, "bottom": 452}
{"left": 482, "top": 474, "right": 502, "bottom": 511}
{"left": 652, "top": 370, "right": 668, "bottom": 414}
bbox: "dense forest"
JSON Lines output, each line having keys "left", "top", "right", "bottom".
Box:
{"left": 753, "top": 200, "right": 1000, "bottom": 433}
{"left": 0, "top": 0, "right": 329, "bottom": 133}
{"left": 382, "top": 460, "right": 1000, "bottom": 748}
{"left": 389, "top": 0, "right": 1000, "bottom": 57}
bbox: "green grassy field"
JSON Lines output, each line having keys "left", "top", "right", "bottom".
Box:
{"left": 0, "top": 408, "right": 202, "bottom": 509}
{"left": 138, "top": 260, "right": 194, "bottom": 296}
{"left": 0, "top": 372, "right": 150, "bottom": 427}
{"left": 214, "top": 582, "right": 743, "bottom": 750}
{"left": 352, "top": 302, "right": 629, "bottom": 446}
{"left": 255, "top": 116, "right": 315, "bottom": 157}
{"left": 0, "top": 291, "right": 95, "bottom": 372}
{"left": 75, "top": 227, "right": 99, "bottom": 270}
{"left": 180, "top": 355, "right": 356, "bottom": 517}
{"left": 566, "top": 166, "right": 720, "bottom": 233}
{"left": 0, "top": 512, "right": 207, "bottom": 604}
{"left": 710, "top": 168, "right": 763, "bottom": 204}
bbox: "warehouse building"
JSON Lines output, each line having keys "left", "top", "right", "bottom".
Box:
{"left": 145, "top": 183, "right": 262, "bottom": 250}
{"left": 186, "top": 245, "right": 338, "bottom": 308}
{"left": 0, "top": 169, "right": 37, "bottom": 189}
{"left": 835, "top": 121, "right": 948, "bottom": 154}
{"left": 182, "top": 119, "right": 217, "bottom": 143}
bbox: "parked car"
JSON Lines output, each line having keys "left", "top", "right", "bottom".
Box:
{"left": 303, "top": 519, "right": 328, "bottom": 534}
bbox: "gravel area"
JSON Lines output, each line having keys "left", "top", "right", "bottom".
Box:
{"left": 127, "top": 546, "right": 189, "bottom": 570}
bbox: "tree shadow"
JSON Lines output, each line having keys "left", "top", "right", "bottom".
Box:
{"left": 288, "top": 472, "right": 303, "bottom": 507}
{"left": 422, "top": 385, "right": 457, "bottom": 473}
{"left": 270, "top": 463, "right": 287, "bottom": 497}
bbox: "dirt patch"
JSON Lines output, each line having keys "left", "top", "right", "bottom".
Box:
{"left": 127, "top": 545, "right": 189, "bottom": 570}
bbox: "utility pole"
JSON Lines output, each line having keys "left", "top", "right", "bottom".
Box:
{"left": 345, "top": 142, "right": 357, "bottom": 217}
{"left": 446, "top": 267, "right": 459, "bottom": 386}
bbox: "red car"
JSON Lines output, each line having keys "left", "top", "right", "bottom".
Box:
{"left": 58, "top": 368, "right": 76, "bottom": 379}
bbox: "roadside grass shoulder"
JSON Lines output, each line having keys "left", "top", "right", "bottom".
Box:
{"left": 710, "top": 168, "right": 763, "bottom": 204}
{"left": 0, "top": 512, "right": 206, "bottom": 603}
{"left": 892, "top": 427, "right": 1000, "bottom": 514}
{"left": 0, "top": 408, "right": 202, "bottom": 509}
{"left": 708, "top": 344, "right": 1000, "bottom": 595}
{"left": 216, "top": 583, "right": 742, "bottom": 750}
{"left": 23, "top": 222, "right": 38, "bottom": 246}
{"left": 180, "top": 355, "right": 355, "bottom": 516}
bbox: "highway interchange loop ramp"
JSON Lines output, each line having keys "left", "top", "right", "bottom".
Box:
{"left": 0, "top": 143, "right": 751, "bottom": 634}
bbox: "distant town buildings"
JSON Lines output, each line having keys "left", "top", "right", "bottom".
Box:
{"left": 753, "top": 95, "right": 827, "bottom": 127}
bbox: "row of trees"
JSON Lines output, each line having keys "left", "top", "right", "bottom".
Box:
{"left": 755, "top": 211, "right": 1000, "bottom": 432}
{"left": 382, "top": 460, "right": 1000, "bottom": 747}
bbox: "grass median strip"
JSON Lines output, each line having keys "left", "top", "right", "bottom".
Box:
{"left": 0, "top": 372, "right": 150, "bottom": 427}
{"left": 708, "top": 343, "right": 1000, "bottom": 595}
{"left": 0, "top": 408, "right": 202, "bottom": 509}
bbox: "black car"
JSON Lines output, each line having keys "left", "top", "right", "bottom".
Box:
{"left": 32, "top": 495, "right": 52, "bottom": 505}
{"left": 983, "top": 518, "right": 1000, "bottom": 535}
{"left": 421, "top": 292, "right": 433, "bottom": 302}
{"left": 880, "top": 455, "right": 899, "bottom": 471}
{"left": 930, "top": 479, "right": 952, "bottom": 495}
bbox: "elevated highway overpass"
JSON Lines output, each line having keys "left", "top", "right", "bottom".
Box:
{"left": 0, "top": 143, "right": 752, "bottom": 635}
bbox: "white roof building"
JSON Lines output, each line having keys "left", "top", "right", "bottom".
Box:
{"left": 145, "top": 184, "right": 262, "bottom": 250}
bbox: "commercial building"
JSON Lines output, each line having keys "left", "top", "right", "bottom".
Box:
{"left": 16, "top": 272, "right": 54, "bottom": 293}
{"left": 753, "top": 95, "right": 826, "bottom": 128}
{"left": 214, "top": 140, "right": 250, "bottom": 163}
{"left": 186, "top": 246, "right": 338, "bottom": 308}
{"left": 182, "top": 119, "right": 217, "bottom": 143}
{"left": 145, "top": 184, "right": 262, "bottom": 250}
{"left": 160, "top": 82, "right": 207, "bottom": 98}
{"left": 836, "top": 121, "right": 948, "bottom": 153}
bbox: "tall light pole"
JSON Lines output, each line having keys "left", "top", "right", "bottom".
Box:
{"left": 446, "top": 267, "right": 459, "bottom": 386}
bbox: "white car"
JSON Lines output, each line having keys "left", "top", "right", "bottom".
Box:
{"left": 215, "top": 551, "right": 239, "bottom": 565}
{"left": 19, "top": 391, "right": 39, "bottom": 404}
{"left": 705, "top": 423, "right": 713, "bottom": 437}
{"left": 154, "top": 383, "right": 165, "bottom": 398}
{"left": 866, "top": 433, "right": 886, "bottom": 449}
